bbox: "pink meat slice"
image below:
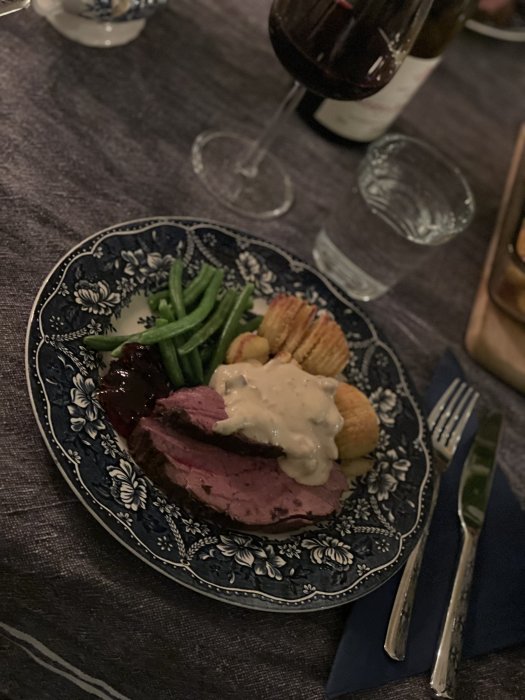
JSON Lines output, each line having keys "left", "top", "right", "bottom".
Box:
{"left": 155, "top": 386, "right": 227, "bottom": 433}
{"left": 132, "top": 416, "right": 346, "bottom": 528}
{"left": 154, "top": 386, "right": 282, "bottom": 458}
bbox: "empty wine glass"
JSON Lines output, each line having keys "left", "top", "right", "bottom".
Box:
{"left": 192, "top": 0, "right": 435, "bottom": 220}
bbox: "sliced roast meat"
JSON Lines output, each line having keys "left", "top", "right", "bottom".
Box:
{"left": 129, "top": 415, "right": 346, "bottom": 532}
{"left": 154, "top": 386, "right": 282, "bottom": 458}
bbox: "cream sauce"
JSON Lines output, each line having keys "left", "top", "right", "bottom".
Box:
{"left": 210, "top": 357, "right": 343, "bottom": 486}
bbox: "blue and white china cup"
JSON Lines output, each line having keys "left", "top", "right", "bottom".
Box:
{"left": 32, "top": 0, "right": 166, "bottom": 47}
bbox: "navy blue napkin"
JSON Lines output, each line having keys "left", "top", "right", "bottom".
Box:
{"left": 326, "top": 351, "right": 525, "bottom": 698}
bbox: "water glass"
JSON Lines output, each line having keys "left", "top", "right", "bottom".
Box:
{"left": 313, "top": 134, "right": 475, "bottom": 301}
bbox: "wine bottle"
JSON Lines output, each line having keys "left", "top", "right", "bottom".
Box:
{"left": 297, "top": 0, "right": 477, "bottom": 145}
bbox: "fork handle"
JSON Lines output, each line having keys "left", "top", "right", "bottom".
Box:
{"left": 384, "top": 517, "right": 432, "bottom": 660}
{"left": 384, "top": 472, "right": 442, "bottom": 661}
{"left": 430, "top": 530, "right": 478, "bottom": 699}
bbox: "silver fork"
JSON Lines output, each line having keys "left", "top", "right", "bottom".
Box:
{"left": 384, "top": 378, "right": 479, "bottom": 661}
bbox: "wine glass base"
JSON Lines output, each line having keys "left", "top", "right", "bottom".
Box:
{"left": 191, "top": 131, "right": 294, "bottom": 220}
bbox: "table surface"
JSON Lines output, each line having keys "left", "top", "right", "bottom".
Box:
{"left": 1, "top": 1, "right": 524, "bottom": 699}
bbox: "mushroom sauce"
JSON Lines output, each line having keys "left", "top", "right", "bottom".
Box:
{"left": 210, "top": 357, "right": 343, "bottom": 486}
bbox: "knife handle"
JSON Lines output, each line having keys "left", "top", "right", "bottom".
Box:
{"left": 430, "top": 530, "right": 479, "bottom": 699}
{"left": 384, "top": 472, "right": 442, "bottom": 661}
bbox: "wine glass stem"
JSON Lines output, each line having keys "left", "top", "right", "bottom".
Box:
{"left": 235, "top": 81, "right": 307, "bottom": 179}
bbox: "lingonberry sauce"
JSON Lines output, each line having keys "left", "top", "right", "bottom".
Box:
{"left": 97, "top": 344, "right": 171, "bottom": 438}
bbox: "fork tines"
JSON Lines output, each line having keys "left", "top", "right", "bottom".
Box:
{"left": 428, "top": 378, "right": 480, "bottom": 454}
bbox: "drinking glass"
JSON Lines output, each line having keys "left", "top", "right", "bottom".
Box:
{"left": 314, "top": 134, "right": 475, "bottom": 300}
{"left": 192, "top": 0, "right": 435, "bottom": 220}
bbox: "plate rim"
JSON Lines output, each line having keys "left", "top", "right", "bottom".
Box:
{"left": 25, "top": 215, "right": 434, "bottom": 613}
{"left": 466, "top": 17, "right": 525, "bottom": 41}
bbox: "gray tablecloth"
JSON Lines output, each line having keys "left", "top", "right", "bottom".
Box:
{"left": 1, "top": 1, "right": 524, "bottom": 698}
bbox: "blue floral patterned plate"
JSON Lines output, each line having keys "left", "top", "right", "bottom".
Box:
{"left": 26, "top": 217, "right": 433, "bottom": 612}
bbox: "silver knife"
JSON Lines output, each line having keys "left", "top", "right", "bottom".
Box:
{"left": 430, "top": 411, "right": 503, "bottom": 699}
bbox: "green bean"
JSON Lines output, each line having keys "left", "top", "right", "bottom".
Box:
{"left": 124, "top": 269, "right": 223, "bottom": 347}
{"left": 168, "top": 260, "right": 205, "bottom": 384}
{"left": 169, "top": 259, "right": 186, "bottom": 319}
{"left": 183, "top": 264, "right": 215, "bottom": 308}
{"left": 205, "top": 283, "right": 254, "bottom": 381}
{"left": 158, "top": 298, "right": 195, "bottom": 384}
{"left": 110, "top": 332, "right": 145, "bottom": 358}
{"left": 191, "top": 347, "right": 204, "bottom": 384}
{"left": 237, "top": 315, "right": 263, "bottom": 334}
{"left": 228, "top": 294, "right": 254, "bottom": 337}
{"left": 158, "top": 298, "right": 175, "bottom": 322}
{"left": 178, "top": 290, "right": 237, "bottom": 356}
{"left": 147, "top": 263, "right": 214, "bottom": 312}
{"left": 155, "top": 319, "right": 185, "bottom": 387}
{"left": 200, "top": 345, "right": 213, "bottom": 364}
{"left": 83, "top": 334, "right": 133, "bottom": 351}
{"left": 147, "top": 289, "right": 169, "bottom": 312}
{"left": 147, "top": 264, "right": 214, "bottom": 313}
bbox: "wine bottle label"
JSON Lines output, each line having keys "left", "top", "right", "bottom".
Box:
{"left": 313, "top": 55, "right": 442, "bottom": 142}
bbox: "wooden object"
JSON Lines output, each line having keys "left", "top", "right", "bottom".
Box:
{"left": 465, "top": 124, "right": 525, "bottom": 394}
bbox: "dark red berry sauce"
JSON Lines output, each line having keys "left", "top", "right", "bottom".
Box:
{"left": 97, "top": 344, "right": 171, "bottom": 438}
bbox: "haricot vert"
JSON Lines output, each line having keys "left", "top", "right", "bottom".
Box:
{"left": 83, "top": 260, "right": 261, "bottom": 387}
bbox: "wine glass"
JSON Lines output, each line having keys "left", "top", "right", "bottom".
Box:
{"left": 192, "top": 0, "right": 435, "bottom": 220}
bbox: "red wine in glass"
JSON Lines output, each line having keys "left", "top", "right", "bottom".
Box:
{"left": 192, "top": 0, "right": 434, "bottom": 219}
{"left": 269, "top": 0, "right": 428, "bottom": 100}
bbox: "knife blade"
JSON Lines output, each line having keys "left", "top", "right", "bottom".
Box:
{"left": 430, "top": 411, "right": 503, "bottom": 699}
{"left": 459, "top": 411, "right": 503, "bottom": 533}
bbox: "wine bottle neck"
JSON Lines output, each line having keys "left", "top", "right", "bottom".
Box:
{"left": 410, "top": 0, "right": 477, "bottom": 58}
